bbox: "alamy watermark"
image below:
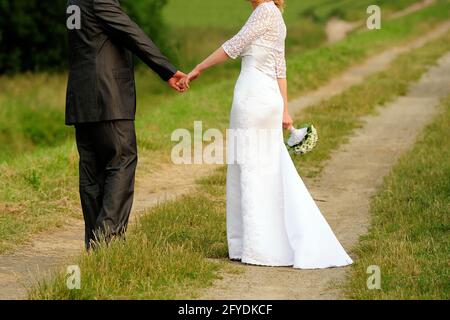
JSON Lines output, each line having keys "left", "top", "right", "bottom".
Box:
{"left": 66, "top": 5, "right": 81, "bottom": 30}
{"left": 171, "top": 121, "right": 284, "bottom": 169}
{"left": 66, "top": 265, "right": 81, "bottom": 290}
{"left": 366, "top": 265, "right": 382, "bottom": 290}
{"left": 367, "top": 5, "right": 382, "bottom": 30}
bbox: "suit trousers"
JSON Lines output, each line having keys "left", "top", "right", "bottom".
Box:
{"left": 75, "top": 120, "right": 138, "bottom": 249}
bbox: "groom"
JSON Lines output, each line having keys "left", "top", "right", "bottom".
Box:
{"left": 65, "top": 0, "right": 185, "bottom": 249}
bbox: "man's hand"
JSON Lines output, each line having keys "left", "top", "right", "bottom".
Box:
{"left": 178, "top": 67, "right": 201, "bottom": 89}
{"left": 167, "top": 71, "right": 187, "bottom": 92}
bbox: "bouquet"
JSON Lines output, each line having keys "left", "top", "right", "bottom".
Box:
{"left": 286, "top": 124, "right": 318, "bottom": 155}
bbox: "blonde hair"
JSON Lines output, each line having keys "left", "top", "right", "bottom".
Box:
{"left": 273, "top": 0, "right": 285, "bottom": 11}
{"left": 251, "top": 1, "right": 285, "bottom": 12}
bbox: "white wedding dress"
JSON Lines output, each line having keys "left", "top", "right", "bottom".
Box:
{"left": 222, "top": 1, "right": 353, "bottom": 269}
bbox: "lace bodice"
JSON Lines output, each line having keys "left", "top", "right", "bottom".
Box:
{"left": 222, "top": 1, "right": 287, "bottom": 78}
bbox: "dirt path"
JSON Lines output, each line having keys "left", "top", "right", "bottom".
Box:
{"left": 325, "top": 19, "right": 360, "bottom": 44}
{"left": 0, "top": 22, "right": 448, "bottom": 300}
{"left": 325, "top": 0, "right": 436, "bottom": 43}
{"left": 200, "top": 52, "right": 450, "bottom": 300}
{"left": 390, "top": 0, "right": 435, "bottom": 20}
{"left": 291, "top": 21, "right": 450, "bottom": 114}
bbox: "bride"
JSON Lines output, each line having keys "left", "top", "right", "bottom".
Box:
{"left": 180, "top": 0, "right": 353, "bottom": 269}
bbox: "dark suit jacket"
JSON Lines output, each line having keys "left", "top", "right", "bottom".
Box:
{"left": 65, "top": 0, "right": 177, "bottom": 125}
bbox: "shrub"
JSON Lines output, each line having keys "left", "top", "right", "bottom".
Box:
{"left": 0, "top": 0, "right": 171, "bottom": 73}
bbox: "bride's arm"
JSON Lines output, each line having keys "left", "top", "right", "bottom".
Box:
{"left": 183, "top": 48, "right": 230, "bottom": 86}
{"left": 278, "top": 78, "right": 293, "bottom": 130}
{"left": 182, "top": 4, "right": 274, "bottom": 87}
{"left": 276, "top": 46, "right": 292, "bottom": 129}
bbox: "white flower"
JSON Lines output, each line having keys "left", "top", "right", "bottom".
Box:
{"left": 287, "top": 124, "right": 318, "bottom": 155}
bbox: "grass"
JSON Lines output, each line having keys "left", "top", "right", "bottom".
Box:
{"left": 164, "top": 0, "right": 331, "bottom": 62}
{"left": 29, "top": 29, "right": 450, "bottom": 299}
{"left": 163, "top": 0, "right": 421, "bottom": 27}
{"left": 0, "top": 144, "right": 79, "bottom": 252}
{"left": 302, "top": 0, "right": 422, "bottom": 22}
{"left": 31, "top": 194, "right": 228, "bottom": 299}
{"left": 343, "top": 96, "right": 450, "bottom": 300}
{"left": 293, "top": 30, "right": 450, "bottom": 177}
{"left": 0, "top": 0, "right": 448, "bottom": 253}
{"left": 0, "top": 73, "right": 69, "bottom": 161}
{"left": 165, "top": 0, "right": 425, "bottom": 72}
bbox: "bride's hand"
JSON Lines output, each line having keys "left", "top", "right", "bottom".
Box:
{"left": 283, "top": 111, "right": 293, "bottom": 130}
{"left": 179, "top": 67, "right": 202, "bottom": 89}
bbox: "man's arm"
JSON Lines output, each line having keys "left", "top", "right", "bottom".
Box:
{"left": 93, "top": 0, "right": 176, "bottom": 82}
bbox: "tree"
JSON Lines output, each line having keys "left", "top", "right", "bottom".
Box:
{"left": 0, "top": 0, "right": 171, "bottom": 74}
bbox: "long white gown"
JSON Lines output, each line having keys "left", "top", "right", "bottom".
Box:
{"left": 222, "top": 1, "right": 353, "bottom": 269}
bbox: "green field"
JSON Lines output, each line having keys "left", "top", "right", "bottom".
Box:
{"left": 163, "top": 0, "right": 420, "bottom": 27}
{"left": 164, "top": 0, "right": 421, "bottom": 69}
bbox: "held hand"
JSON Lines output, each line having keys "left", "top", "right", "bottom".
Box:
{"left": 178, "top": 67, "right": 201, "bottom": 89}
{"left": 167, "top": 71, "right": 188, "bottom": 93}
{"left": 282, "top": 111, "right": 293, "bottom": 130}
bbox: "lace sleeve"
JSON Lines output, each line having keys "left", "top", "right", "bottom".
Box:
{"left": 222, "top": 5, "right": 274, "bottom": 59}
{"left": 275, "top": 49, "right": 286, "bottom": 78}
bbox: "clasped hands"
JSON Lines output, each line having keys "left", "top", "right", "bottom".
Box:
{"left": 167, "top": 68, "right": 201, "bottom": 93}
